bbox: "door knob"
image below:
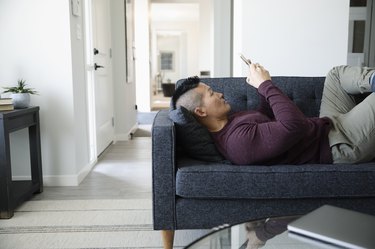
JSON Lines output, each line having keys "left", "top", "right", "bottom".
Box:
{"left": 94, "top": 63, "right": 104, "bottom": 70}
{"left": 93, "top": 48, "right": 99, "bottom": 55}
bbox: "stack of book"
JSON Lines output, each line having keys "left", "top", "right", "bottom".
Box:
{"left": 0, "top": 98, "right": 14, "bottom": 111}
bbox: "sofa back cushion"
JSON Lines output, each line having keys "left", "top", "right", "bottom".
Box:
{"left": 192, "top": 76, "right": 326, "bottom": 117}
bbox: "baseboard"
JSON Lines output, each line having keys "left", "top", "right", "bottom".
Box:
{"left": 13, "top": 126, "right": 139, "bottom": 186}
{"left": 13, "top": 160, "right": 97, "bottom": 187}
{"left": 43, "top": 175, "right": 81, "bottom": 186}
{"left": 77, "top": 159, "right": 97, "bottom": 185}
{"left": 115, "top": 124, "right": 138, "bottom": 141}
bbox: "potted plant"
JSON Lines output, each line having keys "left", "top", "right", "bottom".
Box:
{"left": 3, "top": 79, "right": 38, "bottom": 109}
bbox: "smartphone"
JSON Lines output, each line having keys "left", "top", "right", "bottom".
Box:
{"left": 240, "top": 53, "right": 252, "bottom": 66}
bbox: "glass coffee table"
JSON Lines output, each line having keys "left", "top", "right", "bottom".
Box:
{"left": 185, "top": 216, "right": 342, "bottom": 249}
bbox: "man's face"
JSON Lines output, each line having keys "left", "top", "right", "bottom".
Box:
{"left": 194, "top": 83, "right": 231, "bottom": 118}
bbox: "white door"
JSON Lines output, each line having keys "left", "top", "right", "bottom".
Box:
{"left": 90, "top": 0, "right": 115, "bottom": 156}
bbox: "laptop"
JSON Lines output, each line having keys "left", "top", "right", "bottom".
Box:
{"left": 287, "top": 205, "right": 375, "bottom": 249}
{"left": 288, "top": 232, "right": 343, "bottom": 249}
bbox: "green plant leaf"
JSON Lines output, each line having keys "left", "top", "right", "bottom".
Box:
{"left": 2, "top": 79, "right": 38, "bottom": 94}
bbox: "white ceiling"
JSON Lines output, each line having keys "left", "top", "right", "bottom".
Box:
{"left": 150, "top": 3, "right": 199, "bottom": 22}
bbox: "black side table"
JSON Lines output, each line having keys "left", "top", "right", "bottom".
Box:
{"left": 0, "top": 107, "right": 43, "bottom": 219}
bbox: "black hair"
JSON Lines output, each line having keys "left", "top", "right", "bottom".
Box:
{"left": 171, "top": 76, "right": 200, "bottom": 109}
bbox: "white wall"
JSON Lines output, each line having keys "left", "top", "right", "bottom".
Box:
{"left": 0, "top": 0, "right": 351, "bottom": 185}
{"left": 199, "top": 0, "right": 213, "bottom": 75}
{"left": 233, "top": 0, "right": 350, "bottom": 77}
{"left": 0, "top": 1, "right": 80, "bottom": 185}
{"left": 0, "top": 0, "right": 137, "bottom": 186}
{"left": 213, "top": 0, "right": 232, "bottom": 77}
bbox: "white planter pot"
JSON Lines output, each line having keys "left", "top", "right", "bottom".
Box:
{"left": 11, "top": 93, "right": 31, "bottom": 109}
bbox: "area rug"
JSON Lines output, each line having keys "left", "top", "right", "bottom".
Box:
{"left": 0, "top": 199, "right": 203, "bottom": 249}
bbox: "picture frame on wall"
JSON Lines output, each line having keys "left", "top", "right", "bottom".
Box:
{"left": 159, "top": 51, "right": 174, "bottom": 71}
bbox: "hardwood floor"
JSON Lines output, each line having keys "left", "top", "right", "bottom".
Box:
{"left": 32, "top": 138, "right": 152, "bottom": 201}
{"left": 29, "top": 135, "right": 208, "bottom": 247}
{"left": 151, "top": 92, "right": 171, "bottom": 111}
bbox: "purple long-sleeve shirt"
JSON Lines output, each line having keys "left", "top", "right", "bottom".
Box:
{"left": 211, "top": 80, "right": 332, "bottom": 165}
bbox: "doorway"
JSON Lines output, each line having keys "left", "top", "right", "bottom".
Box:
{"left": 134, "top": 0, "right": 232, "bottom": 112}
{"left": 149, "top": 2, "right": 200, "bottom": 111}
{"left": 151, "top": 31, "right": 187, "bottom": 110}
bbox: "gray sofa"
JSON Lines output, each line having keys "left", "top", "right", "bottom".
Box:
{"left": 152, "top": 76, "right": 375, "bottom": 233}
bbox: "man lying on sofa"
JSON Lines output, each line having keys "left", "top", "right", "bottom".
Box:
{"left": 171, "top": 64, "right": 375, "bottom": 165}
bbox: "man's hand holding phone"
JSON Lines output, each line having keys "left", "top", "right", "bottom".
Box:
{"left": 240, "top": 54, "right": 270, "bottom": 88}
{"left": 247, "top": 63, "right": 271, "bottom": 89}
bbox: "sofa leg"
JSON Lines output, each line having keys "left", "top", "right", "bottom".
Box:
{"left": 161, "top": 230, "right": 174, "bottom": 249}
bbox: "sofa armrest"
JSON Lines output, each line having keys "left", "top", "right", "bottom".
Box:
{"left": 152, "top": 110, "right": 177, "bottom": 230}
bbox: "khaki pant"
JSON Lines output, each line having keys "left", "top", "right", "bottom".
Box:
{"left": 319, "top": 65, "right": 375, "bottom": 163}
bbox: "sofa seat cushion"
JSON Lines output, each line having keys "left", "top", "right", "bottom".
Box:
{"left": 175, "top": 159, "right": 375, "bottom": 199}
